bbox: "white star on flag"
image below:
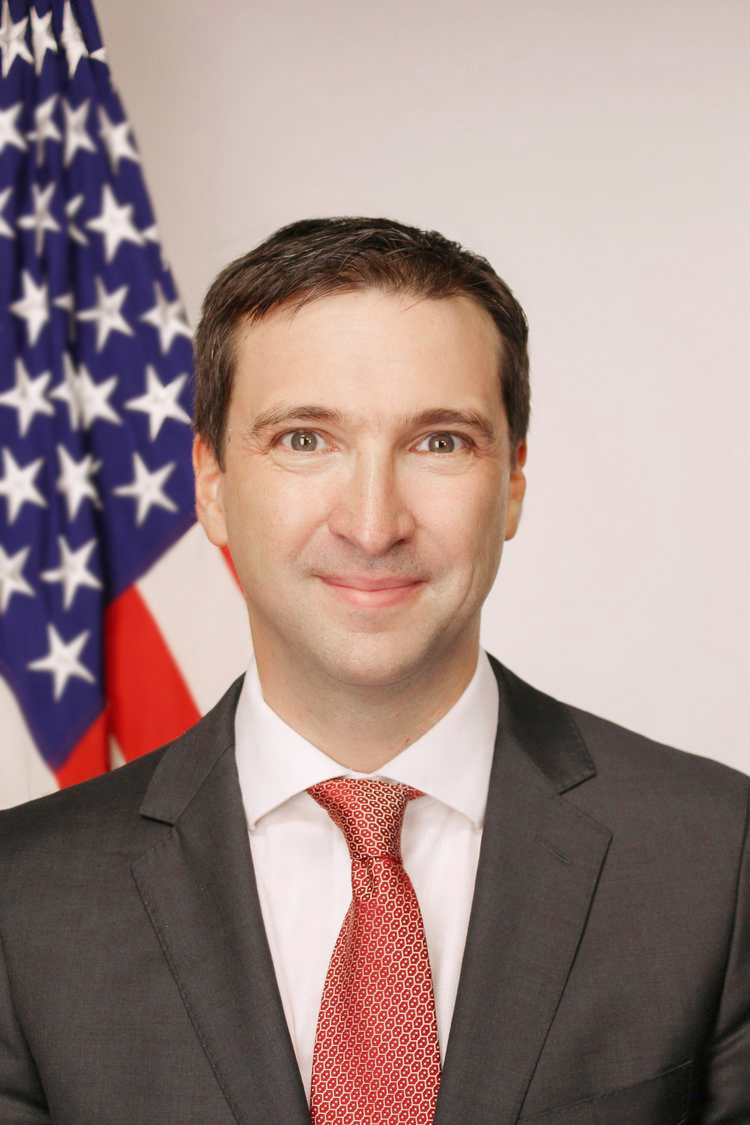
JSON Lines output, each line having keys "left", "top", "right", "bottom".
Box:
{"left": 86, "top": 184, "right": 144, "bottom": 263}
{"left": 140, "top": 282, "right": 192, "bottom": 354}
{"left": 65, "top": 194, "right": 87, "bottom": 245}
{"left": 125, "top": 367, "right": 190, "bottom": 440}
{"left": 49, "top": 354, "right": 83, "bottom": 429}
{"left": 62, "top": 98, "right": 96, "bottom": 166}
{"left": 41, "top": 537, "right": 102, "bottom": 610}
{"left": 36, "top": 359, "right": 119, "bottom": 432}
{"left": 0, "top": 186, "right": 14, "bottom": 239}
{"left": 0, "top": 360, "right": 54, "bottom": 437}
{"left": 0, "top": 1, "right": 32, "bottom": 78}
{"left": 0, "top": 450, "right": 47, "bottom": 525}
{"left": 30, "top": 8, "right": 58, "bottom": 74}
{"left": 10, "top": 270, "right": 49, "bottom": 346}
{"left": 114, "top": 453, "right": 177, "bottom": 525}
{"left": 0, "top": 103, "right": 26, "bottom": 155}
{"left": 75, "top": 365, "right": 122, "bottom": 428}
{"left": 18, "top": 182, "right": 61, "bottom": 256}
{"left": 76, "top": 278, "right": 133, "bottom": 350}
{"left": 0, "top": 545, "right": 35, "bottom": 614}
{"left": 56, "top": 445, "right": 101, "bottom": 521}
{"left": 27, "top": 624, "right": 95, "bottom": 701}
{"left": 61, "top": 0, "right": 88, "bottom": 77}
{"left": 29, "top": 95, "right": 62, "bottom": 164}
{"left": 98, "top": 106, "right": 140, "bottom": 173}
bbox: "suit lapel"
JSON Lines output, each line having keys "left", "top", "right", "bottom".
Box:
{"left": 132, "top": 681, "right": 310, "bottom": 1125}
{"left": 434, "top": 659, "right": 612, "bottom": 1125}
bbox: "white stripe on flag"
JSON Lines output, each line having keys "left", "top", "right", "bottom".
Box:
{"left": 0, "top": 675, "right": 58, "bottom": 809}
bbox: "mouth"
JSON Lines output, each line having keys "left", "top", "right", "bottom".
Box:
{"left": 318, "top": 575, "right": 425, "bottom": 608}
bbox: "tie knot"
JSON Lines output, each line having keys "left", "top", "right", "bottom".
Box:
{"left": 307, "top": 778, "right": 422, "bottom": 863}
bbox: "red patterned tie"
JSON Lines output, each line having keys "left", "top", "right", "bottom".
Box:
{"left": 307, "top": 778, "right": 441, "bottom": 1125}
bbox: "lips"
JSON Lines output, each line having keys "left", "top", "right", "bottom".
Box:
{"left": 318, "top": 575, "right": 424, "bottom": 607}
{"left": 320, "top": 575, "right": 420, "bottom": 591}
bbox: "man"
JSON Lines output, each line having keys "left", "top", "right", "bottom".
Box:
{"left": 0, "top": 217, "right": 748, "bottom": 1124}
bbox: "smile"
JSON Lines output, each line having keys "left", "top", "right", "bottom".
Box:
{"left": 319, "top": 576, "right": 424, "bottom": 608}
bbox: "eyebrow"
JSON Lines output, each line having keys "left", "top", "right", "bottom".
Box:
{"left": 249, "top": 405, "right": 345, "bottom": 435}
{"left": 248, "top": 405, "right": 497, "bottom": 444}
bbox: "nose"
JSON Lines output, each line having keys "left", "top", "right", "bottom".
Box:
{"left": 326, "top": 450, "right": 415, "bottom": 557}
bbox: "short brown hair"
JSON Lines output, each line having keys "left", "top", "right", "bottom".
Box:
{"left": 193, "top": 217, "right": 530, "bottom": 467}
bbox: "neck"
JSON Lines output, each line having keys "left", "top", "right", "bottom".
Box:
{"left": 252, "top": 644, "right": 480, "bottom": 772}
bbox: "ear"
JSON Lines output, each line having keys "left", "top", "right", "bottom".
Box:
{"left": 504, "top": 441, "right": 527, "bottom": 541}
{"left": 193, "top": 436, "right": 229, "bottom": 548}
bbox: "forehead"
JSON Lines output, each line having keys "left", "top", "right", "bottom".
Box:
{"left": 231, "top": 289, "right": 505, "bottom": 415}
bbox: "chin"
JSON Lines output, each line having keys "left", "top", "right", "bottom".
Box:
{"left": 318, "top": 633, "right": 447, "bottom": 690}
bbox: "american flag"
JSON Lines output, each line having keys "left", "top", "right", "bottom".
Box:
{"left": 0, "top": 0, "right": 248, "bottom": 808}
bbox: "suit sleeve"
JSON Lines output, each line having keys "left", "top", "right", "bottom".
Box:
{"left": 0, "top": 925, "right": 49, "bottom": 1123}
{"left": 700, "top": 782, "right": 750, "bottom": 1123}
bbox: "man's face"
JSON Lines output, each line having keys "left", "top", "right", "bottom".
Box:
{"left": 194, "top": 289, "right": 526, "bottom": 692}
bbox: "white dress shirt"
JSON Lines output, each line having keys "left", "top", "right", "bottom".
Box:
{"left": 234, "top": 650, "right": 499, "bottom": 1099}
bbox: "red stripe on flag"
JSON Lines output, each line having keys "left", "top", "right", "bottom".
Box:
{"left": 221, "top": 545, "right": 242, "bottom": 588}
{"left": 105, "top": 587, "right": 201, "bottom": 762}
{"left": 55, "top": 711, "right": 109, "bottom": 789}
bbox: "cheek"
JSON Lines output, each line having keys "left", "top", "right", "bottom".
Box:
{"left": 222, "top": 474, "right": 323, "bottom": 569}
{"left": 456, "top": 479, "right": 506, "bottom": 593}
{"left": 420, "top": 473, "right": 505, "bottom": 550}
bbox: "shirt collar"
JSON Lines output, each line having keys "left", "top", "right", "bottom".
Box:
{"left": 234, "top": 651, "right": 499, "bottom": 830}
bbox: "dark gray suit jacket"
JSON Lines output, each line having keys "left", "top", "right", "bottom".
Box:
{"left": 1, "top": 657, "right": 748, "bottom": 1123}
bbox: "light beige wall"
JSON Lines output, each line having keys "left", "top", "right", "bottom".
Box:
{"left": 96, "top": 0, "right": 750, "bottom": 771}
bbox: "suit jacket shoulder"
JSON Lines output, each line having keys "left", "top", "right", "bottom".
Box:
{"left": 492, "top": 655, "right": 749, "bottom": 821}
{"left": 0, "top": 675, "right": 244, "bottom": 858}
{"left": 0, "top": 675, "right": 264, "bottom": 1125}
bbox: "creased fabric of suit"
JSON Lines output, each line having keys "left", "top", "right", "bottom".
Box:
{"left": 0, "top": 656, "right": 748, "bottom": 1124}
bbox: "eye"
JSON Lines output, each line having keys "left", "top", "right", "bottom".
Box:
{"left": 279, "top": 430, "right": 325, "bottom": 452}
{"left": 415, "top": 432, "right": 467, "bottom": 454}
